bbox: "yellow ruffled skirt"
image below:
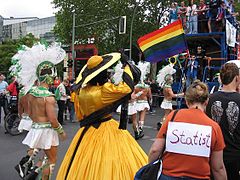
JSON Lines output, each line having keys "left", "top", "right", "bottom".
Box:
{"left": 57, "top": 119, "right": 148, "bottom": 180}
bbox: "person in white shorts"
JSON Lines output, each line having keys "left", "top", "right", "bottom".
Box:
{"left": 18, "top": 88, "right": 32, "bottom": 132}
{"left": 133, "top": 83, "right": 152, "bottom": 139}
{"left": 160, "top": 75, "right": 184, "bottom": 124}
{"left": 14, "top": 43, "right": 67, "bottom": 180}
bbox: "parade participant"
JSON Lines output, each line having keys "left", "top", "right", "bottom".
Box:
{"left": 14, "top": 43, "right": 66, "bottom": 179}
{"left": 57, "top": 53, "right": 147, "bottom": 180}
{"left": 149, "top": 80, "right": 227, "bottom": 180}
{"left": 206, "top": 62, "right": 240, "bottom": 180}
{"left": 18, "top": 87, "right": 32, "bottom": 132}
{"left": 156, "top": 64, "right": 184, "bottom": 130}
{"left": 0, "top": 73, "right": 8, "bottom": 123}
{"left": 133, "top": 61, "right": 152, "bottom": 139}
{"left": 134, "top": 83, "right": 152, "bottom": 138}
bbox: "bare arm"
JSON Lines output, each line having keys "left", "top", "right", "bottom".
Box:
{"left": 147, "top": 88, "right": 152, "bottom": 100}
{"left": 46, "top": 96, "right": 59, "bottom": 128}
{"left": 210, "top": 150, "right": 227, "bottom": 180}
{"left": 18, "top": 99, "right": 23, "bottom": 118}
{"left": 167, "top": 88, "right": 184, "bottom": 98}
{"left": 148, "top": 138, "right": 165, "bottom": 163}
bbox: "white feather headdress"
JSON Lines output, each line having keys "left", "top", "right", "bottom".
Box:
{"left": 9, "top": 45, "right": 29, "bottom": 79}
{"left": 137, "top": 61, "right": 151, "bottom": 83}
{"left": 111, "top": 61, "right": 124, "bottom": 85}
{"left": 14, "top": 42, "right": 66, "bottom": 93}
{"left": 156, "top": 64, "right": 176, "bottom": 88}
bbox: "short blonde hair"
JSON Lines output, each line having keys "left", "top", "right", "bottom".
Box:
{"left": 185, "top": 80, "right": 209, "bottom": 105}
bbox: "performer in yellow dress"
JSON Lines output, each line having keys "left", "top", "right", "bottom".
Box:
{"left": 57, "top": 53, "right": 147, "bottom": 180}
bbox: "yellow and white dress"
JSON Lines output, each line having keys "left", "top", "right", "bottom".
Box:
{"left": 57, "top": 66, "right": 147, "bottom": 180}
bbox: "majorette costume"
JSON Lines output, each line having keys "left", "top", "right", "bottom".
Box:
{"left": 57, "top": 53, "right": 147, "bottom": 180}
{"left": 157, "top": 64, "right": 176, "bottom": 110}
{"left": 13, "top": 43, "right": 66, "bottom": 179}
{"left": 22, "top": 86, "right": 60, "bottom": 149}
{"left": 114, "top": 61, "right": 138, "bottom": 116}
{"left": 134, "top": 61, "right": 151, "bottom": 112}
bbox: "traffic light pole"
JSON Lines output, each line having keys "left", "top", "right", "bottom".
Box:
{"left": 71, "top": 12, "right": 76, "bottom": 79}
{"left": 129, "top": 3, "right": 138, "bottom": 61}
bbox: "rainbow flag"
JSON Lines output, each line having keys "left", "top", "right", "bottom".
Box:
{"left": 137, "top": 19, "right": 187, "bottom": 63}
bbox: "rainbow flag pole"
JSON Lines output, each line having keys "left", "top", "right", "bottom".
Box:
{"left": 137, "top": 19, "right": 188, "bottom": 63}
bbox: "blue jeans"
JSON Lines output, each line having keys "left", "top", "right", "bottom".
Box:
{"left": 188, "top": 15, "right": 198, "bottom": 34}
{"left": 159, "top": 174, "right": 202, "bottom": 180}
{"left": 69, "top": 101, "right": 75, "bottom": 122}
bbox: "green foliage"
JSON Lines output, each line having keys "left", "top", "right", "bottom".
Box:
{"left": 52, "top": 0, "right": 173, "bottom": 54}
{"left": 0, "top": 33, "right": 39, "bottom": 76}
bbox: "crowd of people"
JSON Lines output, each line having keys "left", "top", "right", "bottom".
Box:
{"left": 168, "top": 0, "right": 239, "bottom": 34}
{"left": 0, "top": 41, "right": 239, "bottom": 179}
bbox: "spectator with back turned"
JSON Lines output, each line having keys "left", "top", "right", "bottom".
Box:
{"left": 149, "top": 80, "right": 227, "bottom": 180}
{"left": 206, "top": 62, "right": 240, "bottom": 180}
{"left": 57, "top": 79, "right": 69, "bottom": 125}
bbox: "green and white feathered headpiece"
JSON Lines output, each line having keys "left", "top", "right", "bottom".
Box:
{"left": 156, "top": 64, "right": 176, "bottom": 88}
{"left": 13, "top": 42, "right": 66, "bottom": 93}
{"left": 9, "top": 45, "right": 29, "bottom": 79}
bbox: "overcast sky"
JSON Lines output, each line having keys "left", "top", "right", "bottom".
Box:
{"left": 0, "top": 0, "right": 56, "bottom": 18}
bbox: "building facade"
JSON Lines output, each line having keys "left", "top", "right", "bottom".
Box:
{"left": 1, "top": 16, "right": 56, "bottom": 43}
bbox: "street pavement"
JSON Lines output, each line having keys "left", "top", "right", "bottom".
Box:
{"left": 0, "top": 107, "right": 163, "bottom": 180}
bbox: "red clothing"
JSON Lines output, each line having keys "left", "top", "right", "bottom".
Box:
{"left": 157, "top": 109, "right": 225, "bottom": 179}
{"left": 198, "top": 4, "right": 207, "bottom": 16}
{"left": 7, "top": 81, "right": 18, "bottom": 96}
{"left": 54, "top": 79, "right": 61, "bottom": 88}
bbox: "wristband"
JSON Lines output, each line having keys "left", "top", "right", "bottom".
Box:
{"left": 54, "top": 123, "right": 64, "bottom": 134}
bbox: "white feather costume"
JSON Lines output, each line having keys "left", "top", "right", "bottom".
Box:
{"left": 156, "top": 64, "right": 176, "bottom": 88}
{"left": 137, "top": 61, "right": 151, "bottom": 84}
{"left": 111, "top": 61, "right": 124, "bottom": 85}
{"left": 15, "top": 43, "right": 66, "bottom": 93}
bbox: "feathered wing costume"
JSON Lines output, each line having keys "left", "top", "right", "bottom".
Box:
{"left": 156, "top": 64, "right": 176, "bottom": 88}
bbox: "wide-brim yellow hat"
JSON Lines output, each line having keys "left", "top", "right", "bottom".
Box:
{"left": 75, "top": 52, "right": 121, "bottom": 88}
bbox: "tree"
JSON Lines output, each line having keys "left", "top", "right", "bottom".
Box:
{"left": 52, "top": 0, "right": 174, "bottom": 80}
{"left": 52, "top": 0, "right": 174, "bottom": 53}
{"left": 0, "top": 33, "right": 38, "bottom": 77}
